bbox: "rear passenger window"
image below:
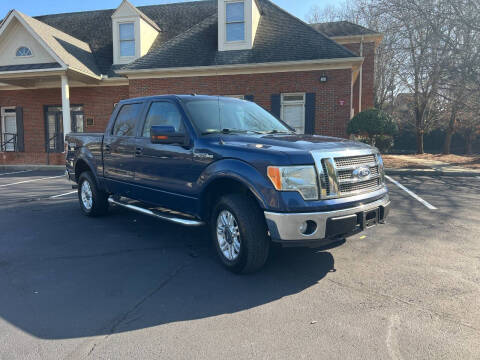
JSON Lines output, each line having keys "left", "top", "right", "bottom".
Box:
{"left": 142, "top": 102, "right": 185, "bottom": 137}
{"left": 112, "top": 103, "right": 142, "bottom": 137}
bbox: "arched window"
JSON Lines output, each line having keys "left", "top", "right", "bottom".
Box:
{"left": 16, "top": 47, "right": 33, "bottom": 57}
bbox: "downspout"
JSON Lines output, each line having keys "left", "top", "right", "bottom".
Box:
{"left": 359, "top": 35, "right": 364, "bottom": 112}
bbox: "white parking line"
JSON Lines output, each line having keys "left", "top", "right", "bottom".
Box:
{"left": 0, "top": 170, "right": 32, "bottom": 176}
{"left": 0, "top": 175, "right": 64, "bottom": 188}
{"left": 50, "top": 190, "right": 77, "bottom": 199}
{"left": 385, "top": 175, "right": 437, "bottom": 210}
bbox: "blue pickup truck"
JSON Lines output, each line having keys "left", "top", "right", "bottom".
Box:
{"left": 66, "top": 95, "right": 390, "bottom": 273}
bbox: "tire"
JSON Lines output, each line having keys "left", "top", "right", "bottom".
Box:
{"left": 211, "top": 194, "right": 270, "bottom": 274}
{"left": 78, "top": 171, "right": 109, "bottom": 217}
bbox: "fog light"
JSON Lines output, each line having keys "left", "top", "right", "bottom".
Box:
{"left": 299, "top": 220, "right": 317, "bottom": 235}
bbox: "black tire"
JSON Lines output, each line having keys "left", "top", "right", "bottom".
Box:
{"left": 211, "top": 194, "right": 270, "bottom": 274}
{"left": 77, "top": 171, "right": 109, "bottom": 217}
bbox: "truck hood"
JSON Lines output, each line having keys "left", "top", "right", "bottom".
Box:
{"left": 218, "top": 134, "right": 376, "bottom": 163}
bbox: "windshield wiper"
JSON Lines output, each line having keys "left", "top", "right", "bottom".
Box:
{"left": 262, "top": 130, "right": 293, "bottom": 134}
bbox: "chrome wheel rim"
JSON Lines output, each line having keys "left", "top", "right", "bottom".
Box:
{"left": 216, "top": 210, "right": 241, "bottom": 261}
{"left": 81, "top": 180, "right": 93, "bottom": 210}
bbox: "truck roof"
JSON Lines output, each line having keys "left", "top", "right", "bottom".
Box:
{"left": 118, "top": 94, "right": 241, "bottom": 104}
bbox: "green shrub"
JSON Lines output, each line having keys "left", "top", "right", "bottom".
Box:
{"left": 347, "top": 109, "right": 397, "bottom": 152}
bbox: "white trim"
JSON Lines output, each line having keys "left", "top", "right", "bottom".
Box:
{"left": 2, "top": 11, "right": 67, "bottom": 69}
{"left": 119, "top": 57, "right": 364, "bottom": 78}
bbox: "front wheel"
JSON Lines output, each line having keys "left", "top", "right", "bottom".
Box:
{"left": 78, "top": 171, "right": 109, "bottom": 217}
{"left": 211, "top": 194, "right": 270, "bottom": 274}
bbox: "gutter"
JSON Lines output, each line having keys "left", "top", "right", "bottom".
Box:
{"left": 117, "top": 57, "right": 364, "bottom": 78}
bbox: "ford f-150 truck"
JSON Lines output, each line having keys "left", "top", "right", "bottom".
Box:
{"left": 66, "top": 95, "right": 390, "bottom": 273}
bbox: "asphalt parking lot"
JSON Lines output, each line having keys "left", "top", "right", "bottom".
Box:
{"left": 0, "top": 169, "right": 479, "bottom": 359}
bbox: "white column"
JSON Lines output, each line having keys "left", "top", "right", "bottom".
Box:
{"left": 61, "top": 75, "right": 71, "bottom": 139}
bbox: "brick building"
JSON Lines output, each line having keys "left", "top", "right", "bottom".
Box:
{"left": 0, "top": 0, "right": 382, "bottom": 165}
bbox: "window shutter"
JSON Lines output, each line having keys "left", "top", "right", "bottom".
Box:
{"left": 15, "top": 106, "right": 25, "bottom": 152}
{"left": 270, "top": 94, "right": 281, "bottom": 118}
{"left": 245, "top": 95, "right": 254, "bottom": 102}
{"left": 305, "top": 93, "right": 316, "bottom": 135}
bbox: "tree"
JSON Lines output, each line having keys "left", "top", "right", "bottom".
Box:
{"left": 347, "top": 109, "right": 398, "bottom": 151}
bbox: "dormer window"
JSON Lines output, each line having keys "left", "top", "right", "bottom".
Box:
{"left": 16, "top": 46, "right": 32, "bottom": 57}
{"left": 119, "top": 23, "right": 135, "bottom": 57}
{"left": 226, "top": 2, "right": 245, "bottom": 42}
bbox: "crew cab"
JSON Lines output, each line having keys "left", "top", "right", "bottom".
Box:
{"left": 66, "top": 95, "right": 390, "bottom": 273}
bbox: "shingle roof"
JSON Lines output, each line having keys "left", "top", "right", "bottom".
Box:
{"left": 122, "top": 0, "right": 357, "bottom": 71}
{"left": 35, "top": 0, "right": 218, "bottom": 76}
{"left": 15, "top": 0, "right": 360, "bottom": 76}
{"left": 311, "top": 21, "right": 379, "bottom": 37}
{"left": 14, "top": 11, "right": 101, "bottom": 77}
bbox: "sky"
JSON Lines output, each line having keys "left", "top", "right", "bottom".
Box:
{"left": 0, "top": 0, "right": 337, "bottom": 22}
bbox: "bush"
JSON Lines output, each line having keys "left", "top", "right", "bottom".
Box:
{"left": 347, "top": 109, "right": 398, "bottom": 152}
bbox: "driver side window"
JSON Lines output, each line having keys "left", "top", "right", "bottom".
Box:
{"left": 142, "top": 102, "right": 185, "bottom": 137}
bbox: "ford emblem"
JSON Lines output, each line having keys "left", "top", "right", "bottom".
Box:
{"left": 353, "top": 166, "right": 371, "bottom": 180}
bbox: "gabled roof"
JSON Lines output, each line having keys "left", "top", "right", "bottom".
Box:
{"left": 121, "top": 0, "right": 357, "bottom": 71}
{"left": 0, "top": 10, "right": 101, "bottom": 78}
{"left": 35, "top": 0, "right": 218, "bottom": 76}
{"left": 112, "top": 0, "right": 161, "bottom": 32}
{"left": 0, "top": 0, "right": 363, "bottom": 78}
{"left": 311, "top": 21, "right": 379, "bottom": 38}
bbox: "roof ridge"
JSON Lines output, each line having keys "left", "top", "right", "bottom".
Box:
{"left": 33, "top": 0, "right": 215, "bottom": 19}
{"left": 261, "top": 0, "right": 358, "bottom": 58}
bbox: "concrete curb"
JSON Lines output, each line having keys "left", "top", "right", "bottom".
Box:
{"left": 0, "top": 165, "right": 65, "bottom": 171}
{"left": 386, "top": 168, "right": 480, "bottom": 177}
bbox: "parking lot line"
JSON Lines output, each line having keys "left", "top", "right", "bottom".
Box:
{"left": 385, "top": 175, "right": 438, "bottom": 210}
{"left": 0, "top": 170, "right": 32, "bottom": 176}
{"left": 50, "top": 190, "right": 77, "bottom": 199}
{"left": 0, "top": 175, "right": 64, "bottom": 188}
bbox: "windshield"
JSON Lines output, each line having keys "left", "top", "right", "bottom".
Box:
{"left": 182, "top": 97, "right": 293, "bottom": 135}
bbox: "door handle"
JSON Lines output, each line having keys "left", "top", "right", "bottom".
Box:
{"left": 135, "top": 147, "right": 143, "bottom": 156}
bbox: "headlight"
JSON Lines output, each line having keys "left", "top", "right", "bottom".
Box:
{"left": 375, "top": 153, "right": 385, "bottom": 182}
{"left": 267, "top": 166, "right": 318, "bottom": 200}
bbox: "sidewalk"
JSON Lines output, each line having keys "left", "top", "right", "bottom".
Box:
{"left": 384, "top": 154, "right": 480, "bottom": 177}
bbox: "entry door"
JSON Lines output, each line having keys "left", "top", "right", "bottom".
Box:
{"left": 1, "top": 109, "right": 17, "bottom": 151}
{"left": 45, "top": 110, "right": 64, "bottom": 153}
{"left": 281, "top": 93, "right": 306, "bottom": 134}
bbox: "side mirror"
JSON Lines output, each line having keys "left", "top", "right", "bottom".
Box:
{"left": 150, "top": 125, "right": 187, "bottom": 145}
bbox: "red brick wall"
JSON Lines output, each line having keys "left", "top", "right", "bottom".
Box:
{"left": 129, "top": 69, "right": 353, "bottom": 138}
{"left": 343, "top": 42, "right": 376, "bottom": 113}
{"left": 0, "top": 85, "right": 129, "bottom": 165}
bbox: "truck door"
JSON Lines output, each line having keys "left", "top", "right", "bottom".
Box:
{"left": 133, "top": 100, "right": 196, "bottom": 212}
{"left": 103, "top": 102, "right": 143, "bottom": 196}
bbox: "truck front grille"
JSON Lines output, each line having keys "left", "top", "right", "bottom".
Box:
{"left": 311, "top": 150, "right": 385, "bottom": 199}
{"left": 339, "top": 178, "right": 381, "bottom": 193}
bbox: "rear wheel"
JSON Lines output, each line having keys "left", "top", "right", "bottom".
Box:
{"left": 78, "top": 171, "right": 109, "bottom": 217}
{"left": 211, "top": 194, "right": 270, "bottom": 274}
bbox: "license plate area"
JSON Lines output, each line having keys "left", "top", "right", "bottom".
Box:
{"left": 362, "top": 208, "right": 379, "bottom": 229}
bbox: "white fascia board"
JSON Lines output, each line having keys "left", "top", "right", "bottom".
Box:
{"left": 118, "top": 57, "right": 364, "bottom": 78}
{"left": 9, "top": 11, "right": 67, "bottom": 69}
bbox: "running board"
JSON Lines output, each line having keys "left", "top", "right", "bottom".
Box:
{"left": 108, "top": 197, "right": 205, "bottom": 227}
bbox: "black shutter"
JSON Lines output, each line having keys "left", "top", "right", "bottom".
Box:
{"left": 270, "top": 94, "right": 281, "bottom": 118}
{"left": 305, "top": 93, "right": 316, "bottom": 135}
{"left": 245, "top": 95, "right": 254, "bottom": 102}
{"left": 15, "top": 106, "right": 25, "bottom": 152}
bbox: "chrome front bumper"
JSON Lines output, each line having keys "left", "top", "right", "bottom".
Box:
{"left": 264, "top": 195, "right": 390, "bottom": 242}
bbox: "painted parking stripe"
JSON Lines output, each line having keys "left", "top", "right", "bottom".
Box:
{"left": 385, "top": 175, "right": 437, "bottom": 210}
{"left": 0, "top": 170, "right": 32, "bottom": 176}
{"left": 50, "top": 190, "right": 77, "bottom": 199}
{"left": 0, "top": 175, "right": 64, "bottom": 188}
